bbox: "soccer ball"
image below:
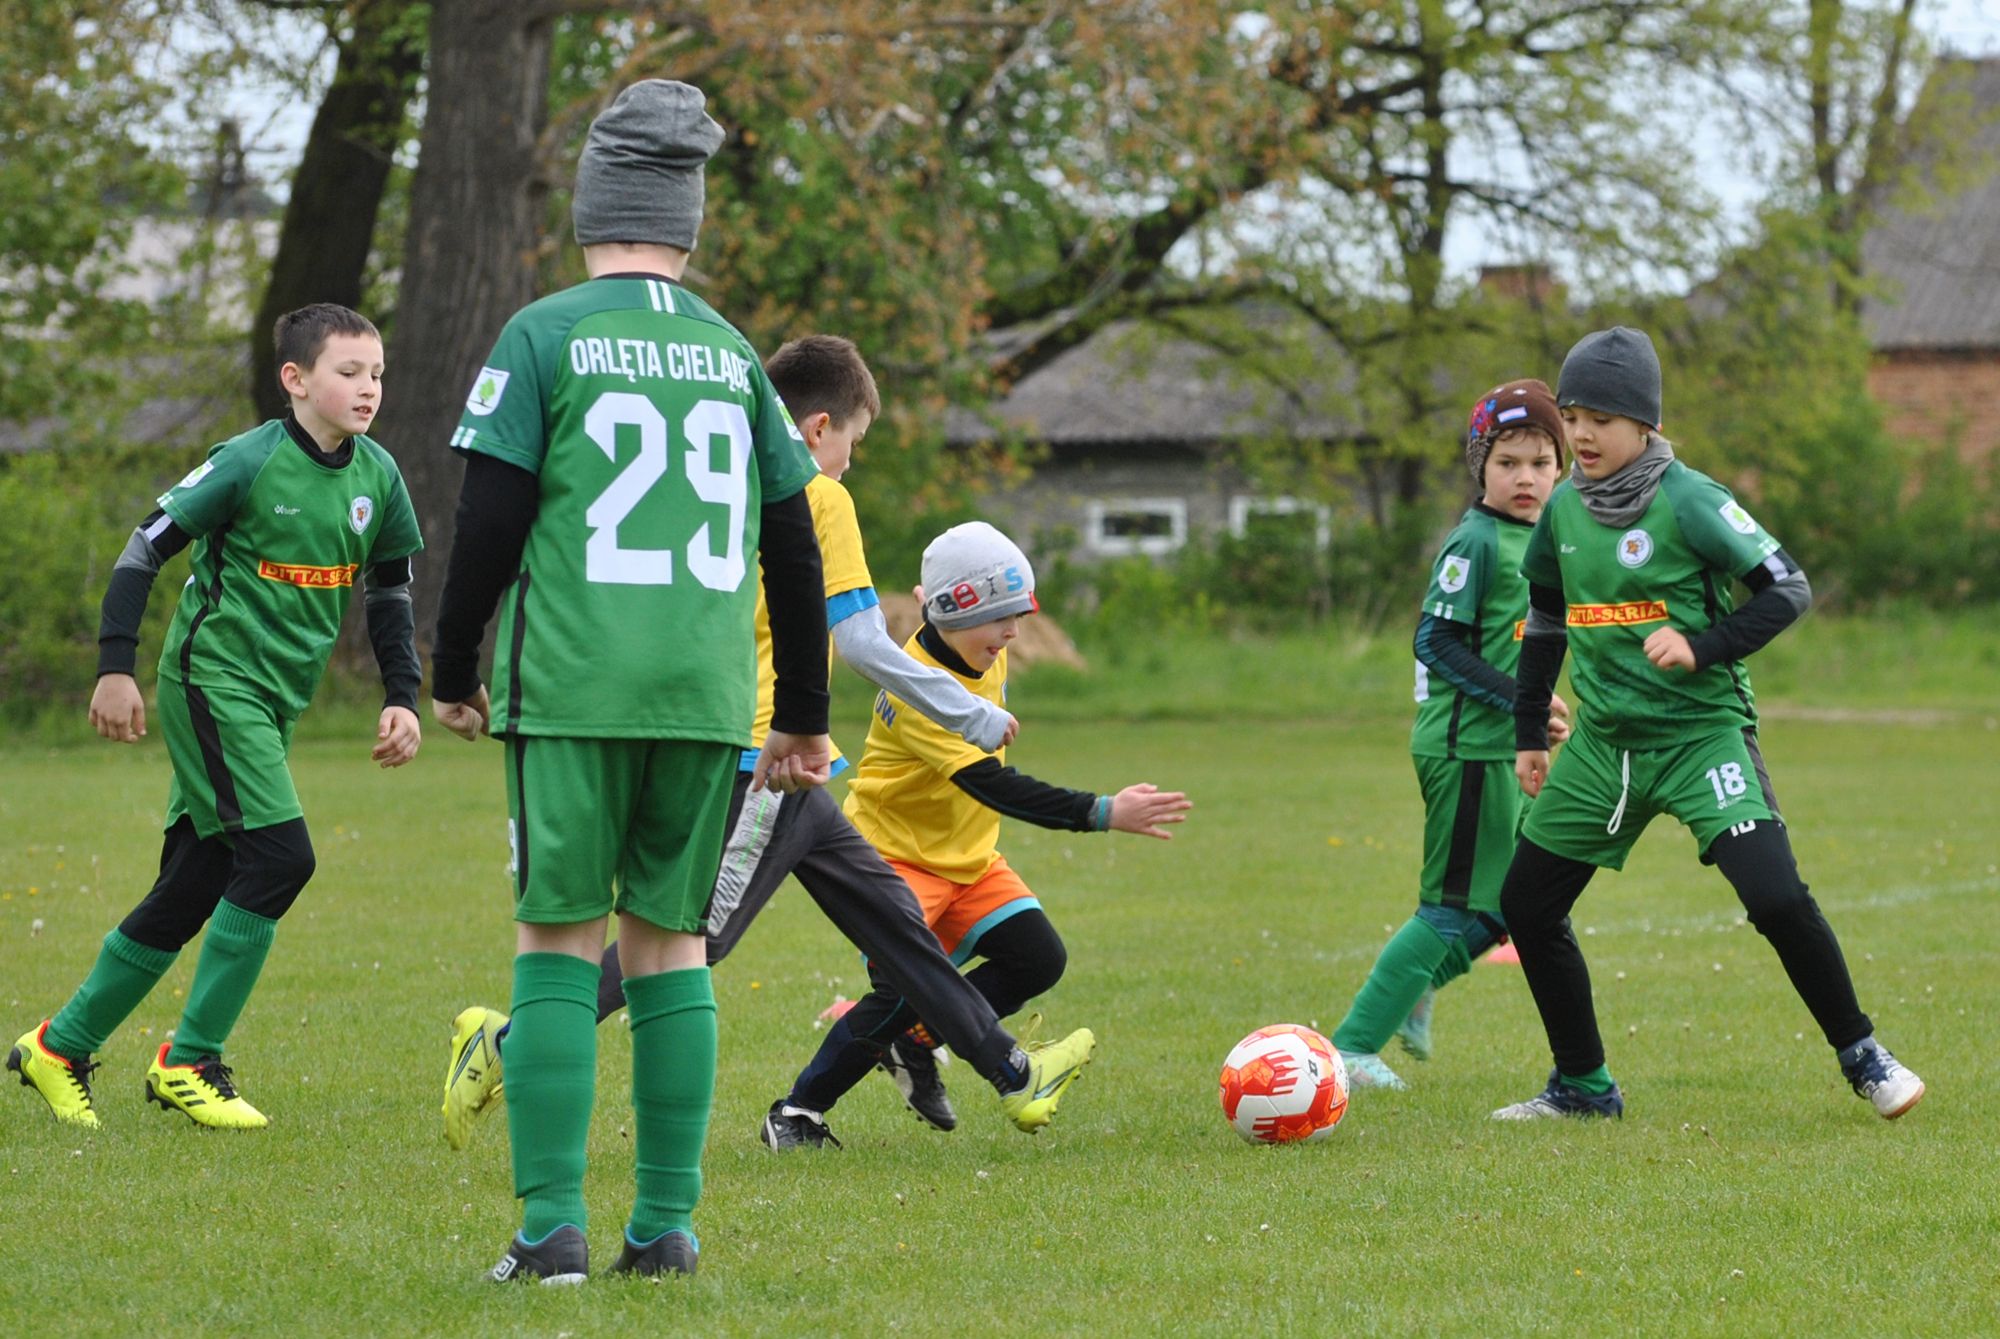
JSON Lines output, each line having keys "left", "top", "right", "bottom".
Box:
{"left": 1219, "top": 1023, "right": 1349, "bottom": 1144}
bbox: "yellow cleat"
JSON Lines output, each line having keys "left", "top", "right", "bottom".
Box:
{"left": 145, "top": 1044, "right": 268, "bottom": 1129}
{"left": 443, "top": 1006, "right": 508, "bottom": 1150}
{"left": 8, "top": 1022, "right": 102, "bottom": 1129}
{"left": 1000, "top": 1026, "right": 1096, "bottom": 1133}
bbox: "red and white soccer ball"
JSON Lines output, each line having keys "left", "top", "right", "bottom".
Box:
{"left": 1219, "top": 1023, "right": 1349, "bottom": 1144}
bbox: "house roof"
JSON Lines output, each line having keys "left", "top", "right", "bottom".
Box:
{"left": 943, "top": 302, "right": 1362, "bottom": 448}
{"left": 1862, "top": 57, "right": 2000, "bottom": 352}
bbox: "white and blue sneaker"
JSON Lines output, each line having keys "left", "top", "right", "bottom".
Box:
{"left": 1339, "top": 1050, "right": 1408, "bottom": 1091}
{"left": 1492, "top": 1069, "right": 1624, "bottom": 1120}
{"left": 1839, "top": 1038, "right": 1925, "bottom": 1120}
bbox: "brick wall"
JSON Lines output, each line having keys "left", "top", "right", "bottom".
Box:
{"left": 1867, "top": 350, "right": 2000, "bottom": 465}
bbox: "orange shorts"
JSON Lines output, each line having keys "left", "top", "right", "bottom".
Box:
{"left": 886, "top": 855, "right": 1040, "bottom": 964}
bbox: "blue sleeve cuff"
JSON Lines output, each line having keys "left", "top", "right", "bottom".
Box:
{"left": 825, "top": 586, "right": 879, "bottom": 628}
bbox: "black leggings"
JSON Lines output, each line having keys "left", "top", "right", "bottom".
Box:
{"left": 117, "top": 816, "right": 316, "bottom": 952}
{"left": 848, "top": 907, "right": 1068, "bottom": 1043}
{"left": 1499, "top": 821, "right": 1872, "bottom": 1077}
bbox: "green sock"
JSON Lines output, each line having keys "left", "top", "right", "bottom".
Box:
{"left": 1430, "top": 935, "right": 1476, "bottom": 989}
{"left": 45, "top": 930, "right": 179, "bottom": 1060}
{"left": 166, "top": 901, "right": 276, "bottom": 1064}
{"left": 625, "top": 967, "right": 716, "bottom": 1244}
{"left": 1561, "top": 1064, "right": 1616, "bottom": 1096}
{"left": 1332, "top": 916, "right": 1451, "bottom": 1054}
{"left": 505, "top": 952, "right": 600, "bottom": 1241}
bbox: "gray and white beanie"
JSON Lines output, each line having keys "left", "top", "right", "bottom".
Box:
{"left": 921, "top": 522, "right": 1038, "bottom": 630}
{"left": 572, "top": 80, "right": 725, "bottom": 251}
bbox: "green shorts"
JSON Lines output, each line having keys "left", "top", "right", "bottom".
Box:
{"left": 1415, "top": 755, "right": 1526, "bottom": 916}
{"left": 505, "top": 735, "right": 740, "bottom": 932}
{"left": 157, "top": 675, "right": 301, "bottom": 838}
{"left": 1522, "top": 723, "right": 1780, "bottom": 871}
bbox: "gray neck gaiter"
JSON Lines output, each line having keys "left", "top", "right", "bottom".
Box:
{"left": 1572, "top": 433, "right": 1675, "bottom": 527}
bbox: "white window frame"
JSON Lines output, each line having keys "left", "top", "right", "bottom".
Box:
{"left": 1228, "top": 494, "right": 1331, "bottom": 549}
{"left": 1085, "top": 497, "right": 1188, "bottom": 556}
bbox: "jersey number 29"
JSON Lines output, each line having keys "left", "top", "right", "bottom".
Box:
{"left": 583, "top": 391, "right": 749, "bottom": 590}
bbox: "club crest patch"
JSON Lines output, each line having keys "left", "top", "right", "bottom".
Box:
{"left": 349, "top": 495, "right": 375, "bottom": 535}
{"left": 1437, "top": 555, "right": 1471, "bottom": 593}
{"left": 1719, "top": 500, "right": 1759, "bottom": 535}
{"left": 465, "top": 367, "right": 511, "bottom": 417}
{"left": 1617, "top": 529, "right": 1654, "bottom": 568}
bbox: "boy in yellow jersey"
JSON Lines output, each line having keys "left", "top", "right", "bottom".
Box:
{"left": 444, "top": 337, "right": 1099, "bottom": 1160}
{"left": 761, "top": 522, "right": 1193, "bottom": 1147}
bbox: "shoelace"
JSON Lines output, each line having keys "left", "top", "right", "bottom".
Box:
{"left": 194, "top": 1058, "right": 241, "bottom": 1099}
{"left": 68, "top": 1057, "right": 101, "bottom": 1101}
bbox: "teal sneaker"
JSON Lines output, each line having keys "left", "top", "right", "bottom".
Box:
{"left": 1396, "top": 988, "right": 1435, "bottom": 1061}
{"left": 1339, "top": 1050, "right": 1408, "bottom": 1091}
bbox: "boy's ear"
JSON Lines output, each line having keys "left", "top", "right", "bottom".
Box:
{"left": 277, "top": 361, "right": 308, "bottom": 400}
{"left": 800, "top": 410, "right": 832, "bottom": 448}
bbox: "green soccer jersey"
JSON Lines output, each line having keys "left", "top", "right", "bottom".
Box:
{"left": 155, "top": 419, "right": 423, "bottom": 717}
{"left": 454, "top": 276, "right": 819, "bottom": 742}
{"left": 1521, "top": 460, "right": 1785, "bottom": 751}
{"left": 1411, "top": 504, "right": 1533, "bottom": 761}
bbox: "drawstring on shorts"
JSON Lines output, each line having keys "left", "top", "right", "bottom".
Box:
{"left": 1606, "top": 749, "right": 1631, "bottom": 836}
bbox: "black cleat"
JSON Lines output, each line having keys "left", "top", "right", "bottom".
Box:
{"left": 759, "top": 1100, "right": 841, "bottom": 1150}
{"left": 488, "top": 1224, "right": 588, "bottom": 1284}
{"left": 877, "top": 1039, "right": 957, "bottom": 1131}
{"left": 610, "top": 1227, "right": 698, "bottom": 1278}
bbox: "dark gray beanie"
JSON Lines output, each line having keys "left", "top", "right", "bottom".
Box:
{"left": 573, "top": 80, "right": 725, "bottom": 251}
{"left": 1557, "top": 326, "right": 1662, "bottom": 429}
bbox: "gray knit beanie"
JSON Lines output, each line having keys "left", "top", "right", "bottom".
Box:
{"left": 573, "top": 80, "right": 724, "bottom": 251}
{"left": 1557, "top": 326, "right": 1663, "bottom": 429}
{"left": 921, "top": 522, "right": 1038, "bottom": 630}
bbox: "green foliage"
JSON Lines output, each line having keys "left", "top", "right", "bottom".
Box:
{"left": 0, "top": 0, "right": 186, "bottom": 430}
{"left": 0, "top": 446, "right": 183, "bottom": 717}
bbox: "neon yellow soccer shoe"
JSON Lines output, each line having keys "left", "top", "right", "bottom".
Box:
{"left": 8, "top": 1022, "right": 102, "bottom": 1129}
{"left": 1000, "top": 1027, "right": 1096, "bottom": 1133}
{"left": 443, "top": 1006, "right": 508, "bottom": 1150}
{"left": 145, "top": 1044, "right": 268, "bottom": 1129}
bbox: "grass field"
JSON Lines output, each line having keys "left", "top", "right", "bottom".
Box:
{"left": 2, "top": 620, "right": 1997, "bottom": 1336}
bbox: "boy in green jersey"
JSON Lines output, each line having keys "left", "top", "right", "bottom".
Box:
{"left": 1331, "top": 380, "right": 1570, "bottom": 1090}
{"left": 7, "top": 304, "right": 424, "bottom": 1131}
{"left": 1492, "top": 327, "right": 1925, "bottom": 1123}
{"left": 428, "top": 81, "right": 832, "bottom": 1284}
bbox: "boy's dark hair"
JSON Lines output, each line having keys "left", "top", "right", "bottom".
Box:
{"left": 764, "top": 335, "right": 881, "bottom": 429}
{"left": 273, "top": 304, "right": 380, "bottom": 379}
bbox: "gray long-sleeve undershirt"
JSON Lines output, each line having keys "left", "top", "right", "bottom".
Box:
{"left": 831, "top": 601, "right": 1012, "bottom": 753}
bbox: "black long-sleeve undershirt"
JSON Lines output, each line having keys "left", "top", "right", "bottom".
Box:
{"left": 951, "top": 758, "right": 1104, "bottom": 832}
{"left": 430, "top": 452, "right": 538, "bottom": 704}
{"left": 428, "top": 453, "right": 829, "bottom": 735}
{"left": 909, "top": 621, "right": 1105, "bottom": 832}
{"left": 1687, "top": 550, "right": 1811, "bottom": 670}
{"left": 98, "top": 511, "right": 193, "bottom": 677}
{"left": 1513, "top": 579, "right": 1569, "bottom": 752}
{"left": 1413, "top": 614, "right": 1517, "bottom": 711}
{"left": 758, "top": 487, "right": 829, "bottom": 736}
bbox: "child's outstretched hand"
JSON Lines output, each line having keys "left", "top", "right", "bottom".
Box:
{"left": 373, "top": 706, "right": 421, "bottom": 768}
{"left": 1109, "top": 783, "right": 1192, "bottom": 839}
{"left": 89, "top": 673, "right": 146, "bottom": 743}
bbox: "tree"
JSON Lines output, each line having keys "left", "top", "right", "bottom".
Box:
{"left": 387, "top": 0, "right": 555, "bottom": 637}
{"left": 249, "top": 0, "right": 426, "bottom": 417}
{"left": 0, "top": 0, "right": 185, "bottom": 432}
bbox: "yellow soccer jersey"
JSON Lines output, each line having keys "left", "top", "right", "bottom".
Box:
{"left": 748, "top": 472, "right": 875, "bottom": 764}
{"left": 843, "top": 636, "right": 1008, "bottom": 883}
